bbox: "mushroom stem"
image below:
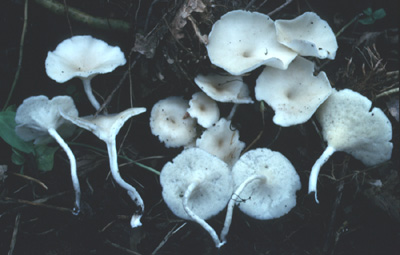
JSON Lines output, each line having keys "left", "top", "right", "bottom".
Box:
{"left": 81, "top": 78, "right": 100, "bottom": 110}
{"left": 48, "top": 127, "right": 81, "bottom": 215}
{"left": 227, "top": 103, "right": 239, "bottom": 120}
{"left": 308, "top": 145, "right": 336, "bottom": 203}
{"left": 106, "top": 139, "right": 144, "bottom": 228}
{"left": 183, "top": 182, "right": 224, "bottom": 248}
{"left": 220, "top": 174, "right": 266, "bottom": 242}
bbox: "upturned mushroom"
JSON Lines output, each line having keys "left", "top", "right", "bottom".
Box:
{"left": 187, "top": 92, "right": 220, "bottom": 128}
{"left": 196, "top": 118, "right": 245, "bottom": 167}
{"left": 150, "top": 96, "right": 197, "bottom": 148}
{"left": 255, "top": 56, "right": 332, "bottom": 127}
{"left": 220, "top": 148, "right": 301, "bottom": 242}
{"left": 275, "top": 12, "right": 338, "bottom": 60}
{"left": 60, "top": 107, "right": 147, "bottom": 227}
{"left": 309, "top": 89, "right": 393, "bottom": 202}
{"left": 15, "top": 95, "right": 81, "bottom": 214}
{"left": 45, "top": 35, "right": 126, "bottom": 110}
{"left": 160, "top": 148, "right": 233, "bottom": 248}
{"left": 206, "top": 10, "right": 297, "bottom": 75}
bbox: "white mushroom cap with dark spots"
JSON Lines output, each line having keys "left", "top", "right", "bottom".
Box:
{"left": 194, "top": 73, "right": 253, "bottom": 104}
{"left": 231, "top": 148, "right": 301, "bottom": 220}
{"left": 255, "top": 56, "right": 332, "bottom": 127}
{"left": 196, "top": 118, "right": 245, "bottom": 167}
{"left": 188, "top": 92, "right": 220, "bottom": 128}
{"left": 160, "top": 148, "right": 233, "bottom": 221}
{"left": 206, "top": 10, "right": 297, "bottom": 75}
{"left": 150, "top": 96, "right": 197, "bottom": 148}
{"left": 45, "top": 35, "right": 126, "bottom": 83}
{"left": 275, "top": 12, "right": 338, "bottom": 60}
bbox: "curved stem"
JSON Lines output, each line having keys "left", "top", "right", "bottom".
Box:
{"left": 183, "top": 182, "right": 224, "bottom": 248}
{"left": 81, "top": 78, "right": 100, "bottom": 110}
{"left": 106, "top": 139, "right": 144, "bottom": 228}
{"left": 227, "top": 103, "right": 239, "bottom": 120}
{"left": 48, "top": 128, "right": 80, "bottom": 215}
{"left": 220, "top": 175, "right": 266, "bottom": 243}
{"left": 308, "top": 146, "right": 336, "bottom": 203}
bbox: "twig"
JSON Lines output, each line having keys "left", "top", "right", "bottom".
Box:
{"left": 336, "top": 13, "right": 363, "bottom": 38}
{"left": 3, "top": 0, "right": 28, "bottom": 111}
{"left": 151, "top": 223, "right": 187, "bottom": 255}
{"left": 3, "top": 197, "right": 74, "bottom": 214}
{"left": 8, "top": 213, "right": 21, "bottom": 255}
{"left": 375, "top": 87, "right": 399, "bottom": 99}
{"left": 8, "top": 172, "right": 48, "bottom": 190}
{"left": 267, "top": 0, "right": 293, "bottom": 16}
{"left": 32, "top": 0, "right": 131, "bottom": 33}
{"left": 62, "top": 0, "right": 74, "bottom": 36}
{"left": 105, "top": 239, "right": 143, "bottom": 255}
{"left": 96, "top": 54, "right": 141, "bottom": 115}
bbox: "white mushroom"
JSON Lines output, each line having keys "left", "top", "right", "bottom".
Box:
{"left": 309, "top": 89, "right": 393, "bottom": 202}
{"left": 45, "top": 35, "right": 126, "bottom": 110}
{"left": 150, "top": 96, "right": 197, "bottom": 148}
{"left": 206, "top": 10, "right": 297, "bottom": 75}
{"left": 60, "top": 107, "right": 147, "bottom": 227}
{"left": 255, "top": 56, "right": 332, "bottom": 127}
{"left": 275, "top": 12, "right": 338, "bottom": 60}
{"left": 194, "top": 73, "right": 253, "bottom": 104}
{"left": 221, "top": 148, "right": 301, "bottom": 242}
{"left": 196, "top": 118, "right": 245, "bottom": 167}
{"left": 187, "top": 92, "right": 220, "bottom": 128}
{"left": 15, "top": 95, "right": 81, "bottom": 214}
{"left": 160, "top": 148, "right": 233, "bottom": 248}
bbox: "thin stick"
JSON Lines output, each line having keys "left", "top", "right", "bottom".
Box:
{"left": 8, "top": 172, "right": 48, "bottom": 190}
{"left": 267, "top": 0, "right": 293, "bottom": 16}
{"left": 151, "top": 223, "right": 186, "bottom": 255}
{"left": 4, "top": 197, "right": 74, "bottom": 213}
{"left": 3, "top": 0, "right": 28, "bottom": 110}
{"left": 8, "top": 213, "right": 21, "bottom": 255}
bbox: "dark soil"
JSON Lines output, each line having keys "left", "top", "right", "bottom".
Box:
{"left": 1, "top": 0, "right": 399, "bottom": 254}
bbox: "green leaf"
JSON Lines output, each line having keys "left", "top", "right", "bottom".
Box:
{"left": 372, "top": 8, "right": 386, "bottom": 20}
{"left": 363, "top": 8, "right": 373, "bottom": 16}
{"left": 358, "top": 16, "right": 375, "bottom": 25}
{"left": 0, "top": 110, "right": 34, "bottom": 153}
{"left": 11, "top": 148, "right": 26, "bottom": 166}
{"left": 34, "top": 145, "right": 58, "bottom": 172}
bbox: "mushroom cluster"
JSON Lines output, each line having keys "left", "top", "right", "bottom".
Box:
{"left": 15, "top": 36, "right": 147, "bottom": 228}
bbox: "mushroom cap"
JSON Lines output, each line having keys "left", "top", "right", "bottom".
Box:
{"left": 150, "top": 97, "right": 197, "bottom": 148}
{"left": 187, "top": 92, "right": 220, "bottom": 128}
{"left": 160, "top": 148, "right": 233, "bottom": 220}
{"left": 275, "top": 12, "right": 338, "bottom": 60}
{"left": 45, "top": 35, "right": 126, "bottom": 83}
{"left": 255, "top": 56, "right": 332, "bottom": 127}
{"left": 206, "top": 10, "right": 297, "bottom": 75}
{"left": 194, "top": 73, "right": 253, "bottom": 104}
{"left": 232, "top": 148, "right": 301, "bottom": 220}
{"left": 196, "top": 118, "right": 245, "bottom": 166}
{"left": 60, "top": 108, "right": 146, "bottom": 143}
{"left": 316, "top": 89, "right": 393, "bottom": 166}
{"left": 15, "top": 95, "right": 78, "bottom": 144}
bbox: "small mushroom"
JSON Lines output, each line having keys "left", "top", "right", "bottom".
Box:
{"left": 275, "top": 12, "right": 338, "bottom": 60}
{"left": 196, "top": 118, "right": 245, "bottom": 167}
{"left": 187, "top": 92, "right": 220, "bottom": 128}
{"left": 255, "top": 56, "right": 332, "bottom": 127}
{"left": 15, "top": 95, "right": 81, "bottom": 214}
{"left": 45, "top": 35, "right": 126, "bottom": 110}
{"left": 160, "top": 148, "right": 233, "bottom": 248}
{"left": 60, "top": 107, "right": 147, "bottom": 227}
{"left": 194, "top": 73, "right": 253, "bottom": 104}
{"left": 220, "top": 148, "right": 301, "bottom": 242}
{"left": 206, "top": 10, "right": 297, "bottom": 75}
{"left": 150, "top": 96, "right": 197, "bottom": 148}
{"left": 309, "top": 89, "right": 393, "bottom": 202}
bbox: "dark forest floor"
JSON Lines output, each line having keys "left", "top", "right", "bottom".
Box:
{"left": 0, "top": 0, "right": 399, "bottom": 254}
